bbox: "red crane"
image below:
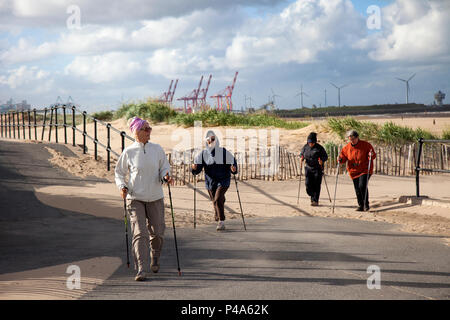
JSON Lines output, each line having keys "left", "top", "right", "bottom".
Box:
{"left": 210, "top": 71, "right": 238, "bottom": 112}
{"left": 157, "top": 79, "right": 178, "bottom": 105}
{"left": 197, "top": 74, "right": 212, "bottom": 111}
{"left": 177, "top": 75, "right": 203, "bottom": 113}
{"left": 168, "top": 79, "right": 178, "bottom": 105}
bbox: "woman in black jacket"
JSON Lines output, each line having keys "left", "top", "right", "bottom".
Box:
{"left": 299, "top": 132, "right": 328, "bottom": 206}
{"left": 191, "top": 130, "right": 238, "bottom": 231}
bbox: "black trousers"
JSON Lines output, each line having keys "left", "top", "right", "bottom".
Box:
{"left": 305, "top": 167, "right": 323, "bottom": 203}
{"left": 352, "top": 174, "right": 371, "bottom": 208}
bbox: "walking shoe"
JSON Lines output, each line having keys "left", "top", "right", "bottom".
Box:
{"left": 151, "top": 257, "right": 160, "bottom": 273}
{"left": 356, "top": 206, "right": 364, "bottom": 211}
{"left": 364, "top": 206, "right": 370, "bottom": 212}
{"left": 311, "top": 201, "right": 319, "bottom": 207}
{"left": 134, "top": 271, "right": 147, "bottom": 281}
{"left": 216, "top": 221, "right": 225, "bottom": 231}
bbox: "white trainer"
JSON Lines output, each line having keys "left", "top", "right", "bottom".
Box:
{"left": 216, "top": 221, "right": 225, "bottom": 231}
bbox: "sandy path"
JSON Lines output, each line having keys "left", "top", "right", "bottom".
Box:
{"left": 33, "top": 164, "right": 450, "bottom": 245}
{"left": 2, "top": 135, "right": 450, "bottom": 245}
{"left": 0, "top": 257, "right": 121, "bottom": 300}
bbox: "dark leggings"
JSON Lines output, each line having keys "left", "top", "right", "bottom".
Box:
{"left": 305, "top": 167, "right": 323, "bottom": 202}
{"left": 352, "top": 174, "right": 371, "bottom": 208}
{"left": 208, "top": 186, "right": 229, "bottom": 221}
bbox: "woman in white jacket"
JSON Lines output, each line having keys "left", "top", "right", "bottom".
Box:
{"left": 115, "top": 117, "right": 173, "bottom": 281}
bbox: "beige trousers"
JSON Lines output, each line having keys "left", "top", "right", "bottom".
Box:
{"left": 126, "top": 198, "right": 165, "bottom": 272}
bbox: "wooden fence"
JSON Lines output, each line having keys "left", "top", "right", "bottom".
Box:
{"left": 167, "top": 143, "right": 450, "bottom": 185}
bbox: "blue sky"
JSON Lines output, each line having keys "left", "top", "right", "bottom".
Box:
{"left": 0, "top": 0, "right": 448, "bottom": 113}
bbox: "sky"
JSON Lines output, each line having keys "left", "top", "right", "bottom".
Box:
{"left": 0, "top": 0, "right": 449, "bottom": 113}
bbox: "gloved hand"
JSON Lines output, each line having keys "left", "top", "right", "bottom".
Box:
{"left": 163, "top": 173, "right": 174, "bottom": 185}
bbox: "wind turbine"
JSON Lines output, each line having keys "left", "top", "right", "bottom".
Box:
{"left": 294, "top": 84, "right": 309, "bottom": 108}
{"left": 395, "top": 73, "right": 416, "bottom": 104}
{"left": 270, "top": 88, "right": 281, "bottom": 107}
{"left": 330, "top": 82, "right": 348, "bottom": 107}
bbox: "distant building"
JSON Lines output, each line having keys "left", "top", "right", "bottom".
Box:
{"left": 434, "top": 90, "right": 446, "bottom": 106}
{"left": 0, "top": 98, "right": 31, "bottom": 112}
{"left": 15, "top": 100, "right": 31, "bottom": 111}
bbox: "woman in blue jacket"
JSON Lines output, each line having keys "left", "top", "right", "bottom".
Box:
{"left": 191, "top": 130, "right": 238, "bottom": 231}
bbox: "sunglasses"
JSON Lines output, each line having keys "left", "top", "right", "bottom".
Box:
{"left": 140, "top": 127, "right": 152, "bottom": 132}
{"left": 206, "top": 136, "right": 215, "bottom": 142}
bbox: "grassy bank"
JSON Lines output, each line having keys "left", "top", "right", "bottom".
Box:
{"left": 98, "top": 100, "right": 309, "bottom": 130}
{"left": 327, "top": 117, "right": 441, "bottom": 145}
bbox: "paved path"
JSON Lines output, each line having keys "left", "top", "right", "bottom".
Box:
{"left": 0, "top": 140, "right": 449, "bottom": 300}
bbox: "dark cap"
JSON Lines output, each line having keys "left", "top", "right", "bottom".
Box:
{"left": 307, "top": 132, "right": 317, "bottom": 143}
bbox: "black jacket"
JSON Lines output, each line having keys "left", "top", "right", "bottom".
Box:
{"left": 300, "top": 143, "right": 328, "bottom": 170}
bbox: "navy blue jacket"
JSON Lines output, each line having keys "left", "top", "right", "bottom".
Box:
{"left": 191, "top": 147, "right": 238, "bottom": 190}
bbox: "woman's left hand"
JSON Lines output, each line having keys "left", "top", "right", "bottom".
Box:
{"left": 231, "top": 165, "right": 237, "bottom": 173}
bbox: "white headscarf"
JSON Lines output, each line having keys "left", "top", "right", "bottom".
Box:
{"left": 194, "top": 130, "right": 220, "bottom": 165}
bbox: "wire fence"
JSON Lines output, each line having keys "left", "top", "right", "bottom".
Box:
{"left": 414, "top": 138, "right": 450, "bottom": 197}
{"left": 1, "top": 107, "right": 450, "bottom": 186}
{"left": 0, "top": 106, "right": 134, "bottom": 171}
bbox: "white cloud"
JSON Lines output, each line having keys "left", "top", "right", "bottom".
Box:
{"left": 224, "top": 0, "right": 365, "bottom": 68}
{"left": 64, "top": 52, "right": 141, "bottom": 83}
{"left": 364, "top": 0, "right": 450, "bottom": 62}
{"left": 146, "top": 48, "right": 224, "bottom": 78}
{"left": 0, "top": 8, "right": 240, "bottom": 65}
{"left": 0, "top": 0, "right": 284, "bottom": 28}
{"left": 0, "top": 65, "right": 51, "bottom": 89}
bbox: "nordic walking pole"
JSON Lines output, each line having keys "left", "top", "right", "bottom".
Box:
{"left": 297, "top": 158, "right": 303, "bottom": 205}
{"left": 319, "top": 158, "right": 332, "bottom": 203}
{"left": 322, "top": 169, "right": 332, "bottom": 203}
{"left": 363, "top": 151, "right": 373, "bottom": 210}
{"left": 166, "top": 180, "right": 182, "bottom": 276}
{"left": 233, "top": 174, "right": 247, "bottom": 231}
{"left": 123, "top": 198, "right": 130, "bottom": 268}
{"left": 332, "top": 160, "right": 340, "bottom": 214}
{"left": 193, "top": 174, "right": 197, "bottom": 229}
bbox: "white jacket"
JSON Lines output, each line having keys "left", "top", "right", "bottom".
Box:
{"left": 115, "top": 141, "right": 170, "bottom": 202}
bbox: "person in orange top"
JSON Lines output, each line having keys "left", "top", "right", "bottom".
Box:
{"left": 338, "top": 130, "right": 376, "bottom": 212}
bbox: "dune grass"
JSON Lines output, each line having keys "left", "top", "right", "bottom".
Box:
{"left": 327, "top": 117, "right": 440, "bottom": 145}
{"left": 112, "top": 100, "right": 309, "bottom": 129}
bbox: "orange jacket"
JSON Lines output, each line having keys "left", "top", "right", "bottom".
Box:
{"left": 339, "top": 140, "right": 376, "bottom": 180}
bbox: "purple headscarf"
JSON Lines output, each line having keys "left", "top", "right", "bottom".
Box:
{"left": 129, "top": 117, "right": 148, "bottom": 134}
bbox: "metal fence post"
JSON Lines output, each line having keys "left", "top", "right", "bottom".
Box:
{"left": 48, "top": 107, "right": 53, "bottom": 142}
{"left": 33, "top": 109, "right": 37, "bottom": 140}
{"left": 27, "top": 110, "right": 31, "bottom": 139}
{"left": 107, "top": 123, "right": 111, "bottom": 171}
{"left": 415, "top": 138, "right": 424, "bottom": 197}
{"left": 41, "top": 108, "right": 47, "bottom": 141}
{"left": 94, "top": 119, "right": 98, "bottom": 161}
{"left": 72, "top": 106, "right": 76, "bottom": 147}
{"left": 55, "top": 106, "right": 58, "bottom": 143}
{"left": 121, "top": 131, "right": 126, "bottom": 152}
{"left": 82, "top": 111, "right": 87, "bottom": 154}
{"left": 63, "top": 106, "right": 67, "bottom": 144}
